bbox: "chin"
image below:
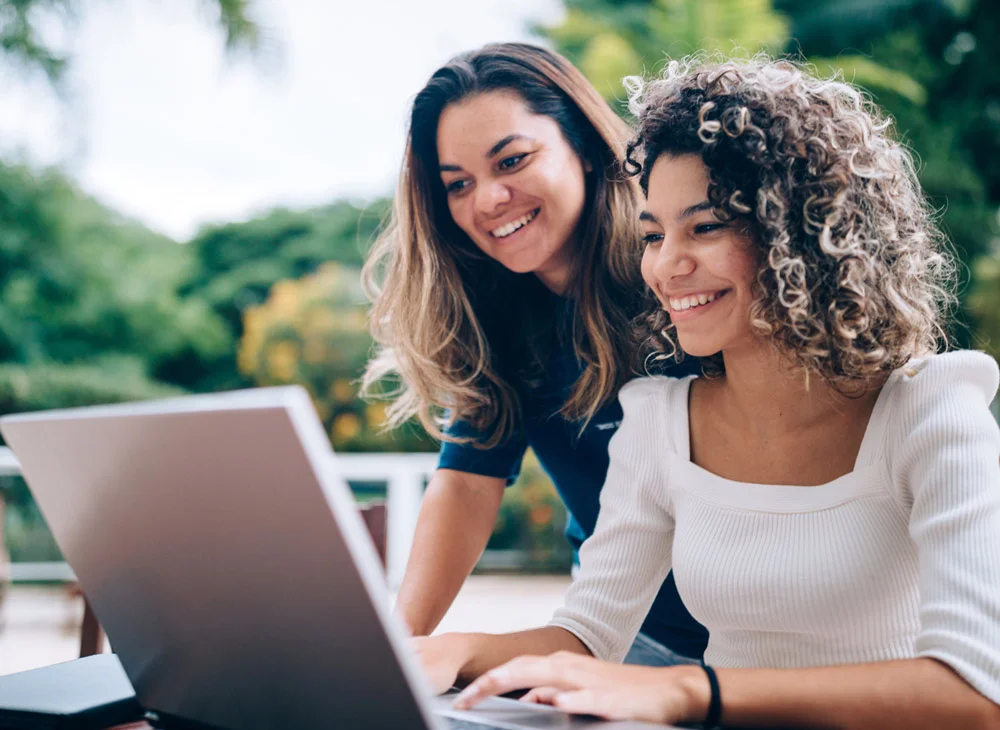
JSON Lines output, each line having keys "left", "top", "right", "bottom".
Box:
{"left": 495, "top": 258, "right": 538, "bottom": 275}
{"left": 497, "top": 250, "right": 553, "bottom": 275}
{"left": 676, "top": 338, "right": 724, "bottom": 359}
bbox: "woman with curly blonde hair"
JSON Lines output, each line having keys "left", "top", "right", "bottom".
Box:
{"left": 415, "top": 57, "right": 1000, "bottom": 729}
{"left": 364, "top": 43, "right": 708, "bottom": 666}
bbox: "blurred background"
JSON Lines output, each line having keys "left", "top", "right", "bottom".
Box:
{"left": 0, "top": 0, "right": 999, "bottom": 669}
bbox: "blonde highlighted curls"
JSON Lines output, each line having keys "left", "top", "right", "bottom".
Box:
{"left": 625, "top": 55, "right": 957, "bottom": 388}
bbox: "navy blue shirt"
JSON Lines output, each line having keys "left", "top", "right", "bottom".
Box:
{"left": 438, "top": 298, "right": 709, "bottom": 660}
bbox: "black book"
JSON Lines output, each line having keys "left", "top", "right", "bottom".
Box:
{"left": 0, "top": 654, "right": 142, "bottom": 730}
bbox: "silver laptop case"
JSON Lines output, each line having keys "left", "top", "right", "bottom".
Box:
{"left": 1, "top": 387, "right": 442, "bottom": 729}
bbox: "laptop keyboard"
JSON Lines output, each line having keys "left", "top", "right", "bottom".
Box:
{"left": 444, "top": 718, "right": 509, "bottom": 730}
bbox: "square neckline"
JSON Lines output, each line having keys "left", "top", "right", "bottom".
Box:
{"left": 663, "top": 369, "right": 903, "bottom": 509}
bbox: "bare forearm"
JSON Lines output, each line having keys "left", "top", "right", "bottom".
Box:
{"left": 394, "top": 470, "right": 504, "bottom": 636}
{"left": 458, "top": 627, "right": 591, "bottom": 684}
{"left": 716, "top": 658, "right": 1000, "bottom": 730}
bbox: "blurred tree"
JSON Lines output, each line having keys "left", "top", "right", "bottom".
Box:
{"left": 539, "top": 0, "right": 788, "bottom": 107}
{"left": 968, "top": 253, "right": 1000, "bottom": 362}
{"left": 0, "top": 161, "right": 228, "bottom": 419}
{"left": 173, "top": 200, "right": 389, "bottom": 392}
{"left": 0, "top": 0, "right": 263, "bottom": 88}
{"left": 237, "top": 260, "right": 433, "bottom": 452}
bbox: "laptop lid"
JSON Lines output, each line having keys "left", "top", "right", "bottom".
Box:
{"left": 0, "top": 386, "right": 441, "bottom": 730}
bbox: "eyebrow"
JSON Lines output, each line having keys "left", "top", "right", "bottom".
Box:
{"left": 488, "top": 134, "right": 531, "bottom": 158}
{"left": 439, "top": 134, "right": 534, "bottom": 173}
{"left": 681, "top": 200, "right": 714, "bottom": 219}
{"left": 639, "top": 200, "right": 714, "bottom": 225}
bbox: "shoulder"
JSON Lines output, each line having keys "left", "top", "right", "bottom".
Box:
{"left": 887, "top": 350, "right": 998, "bottom": 421}
{"left": 899, "top": 350, "right": 998, "bottom": 395}
{"left": 617, "top": 375, "right": 694, "bottom": 444}
{"left": 882, "top": 350, "right": 1000, "bottom": 469}
{"left": 619, "top": 375, "right": 688, "bottom": 411}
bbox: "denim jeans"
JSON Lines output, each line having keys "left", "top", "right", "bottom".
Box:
{"left": 624, "top": 631, "right": 702, "bottom": 667}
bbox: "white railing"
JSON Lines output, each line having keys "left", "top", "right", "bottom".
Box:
{"left": 336, "top": 452, "right": 436, "bottom": 587}
{"left": 0, "top": 446, "right": 435, "bottom": 589}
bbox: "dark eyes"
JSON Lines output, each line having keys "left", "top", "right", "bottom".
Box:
{"left": 444, "top": 153, "right": 529, "bottom": 195}
{"left": 642, "top": 223, "right": 727, "bottom": 245}
{"left": 498, "top": 153, "right": 527, "bottom": 170}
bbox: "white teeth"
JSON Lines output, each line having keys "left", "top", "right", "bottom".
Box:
{"left": 669, "top": 291, "right": 722, "bottom": 312}
{"left": 490, "top": 209, "right": 537, "bottom": 238}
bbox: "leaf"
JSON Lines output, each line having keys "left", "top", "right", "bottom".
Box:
{"left": 810, "top": 54, "right": 927, "bottom": 105}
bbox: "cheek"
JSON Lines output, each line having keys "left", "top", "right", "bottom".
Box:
{"left": 640, "top": 248, "right": 657, "bottom": 289}
{"left": 715, "top": 236, "right": 759, "bottom": 293}
{"left": 538, "top": 157, "right": 587, "bottom": 226}
{"left": 445, "top": 198, "right": 493, "bottom": 257}
{"left": 447, "top": 198, "right": 477, "bottom": 238}
{"left": 732, "top": 249, "right": 760, "bottom": 295}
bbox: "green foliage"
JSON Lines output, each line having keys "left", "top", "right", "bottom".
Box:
{"left": 175, "top": 200, "right": 389, "bottom": 392}
{"left": 0, "top": 161, "right": 230, "bottom": 376}
{"left": 2, "top": 476, "right": 61, "bottom": 562}
{"left": 0, "top": 359, "right": 183, "bottom": 415}
{"left": 237, "top": 261, "right": 434, "bottom": 452}
{"left": 968, "top": 254, "right": 1000, "bottom": 361}
{"left": 207, "top": 0, "right": 263, "bottom": 54}
{"left": 540, "top": 0, "right": 788, "bottom": 107}
{"left": 809, "top": 55, "right": 927, "bottom": 105}
{"left": 0, "top": 0, "right": 261, "bottom": 88}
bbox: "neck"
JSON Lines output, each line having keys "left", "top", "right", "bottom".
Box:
{"left": 534, "top": 227, "right": 582, "bottom": 295}
{"left": 535, "top": 267, "right": 570, "bottom": 295}
{"left": 716, "top": 339, "right": 875, "bottom": 434}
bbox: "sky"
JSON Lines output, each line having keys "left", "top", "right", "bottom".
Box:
{"left": 0, "top": 0, "right": 564, "bottom": 240}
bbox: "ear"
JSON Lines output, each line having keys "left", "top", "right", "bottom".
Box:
{"left": 583, "top": 158, "right": 594, "bottom": 173}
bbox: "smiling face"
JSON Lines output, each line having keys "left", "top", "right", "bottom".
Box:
{"left": 640, "top": 154, "right": 760, "bottom": 358}
{"left": 436, "top": 90, "right": 589, "bottom": 293}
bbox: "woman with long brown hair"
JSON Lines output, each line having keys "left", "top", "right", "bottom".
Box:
{"left": 362, "top": 42, "right": 707, "bottom": 665}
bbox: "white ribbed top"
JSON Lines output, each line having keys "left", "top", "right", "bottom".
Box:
{"left": 549, "top": 350, "right": 1000, "bottom": 704}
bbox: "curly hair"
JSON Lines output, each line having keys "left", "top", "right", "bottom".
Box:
{"left": 624, "top": 55, "right": 957, "bottom": 388}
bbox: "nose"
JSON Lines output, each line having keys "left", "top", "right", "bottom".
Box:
{"left": 474, "top": 179, "right": 512, "bottom": 215}
{"left": 649, "top": 236, "right": 696, "bottom": 283}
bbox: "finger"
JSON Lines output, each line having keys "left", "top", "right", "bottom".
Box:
{"left": 552, "top": 689, "right": 618, "bottom": 719}
{"left": 452, "top": 656, "right": 581, "bottom": 710}
{"left": 520, "top": 686, "right": 561, "bottom": 705}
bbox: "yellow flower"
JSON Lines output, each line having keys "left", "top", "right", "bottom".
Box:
{"left": 302, "top": 339, "right": 329, "bottom": 365}
{"left": 330, "top": 378, "right": 355, "bottom": 402}
{"left": 266, "top": 341, "right": 299, "bottom": 382}
{"left": 332, "top": 412, "right": 362, "bottom": 442}
{"left": 366, "top": 401, "right": 388, "bottom": 427}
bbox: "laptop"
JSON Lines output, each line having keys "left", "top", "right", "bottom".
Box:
{"left": 0, "top": 386, "right": 662, "bottom": 730}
